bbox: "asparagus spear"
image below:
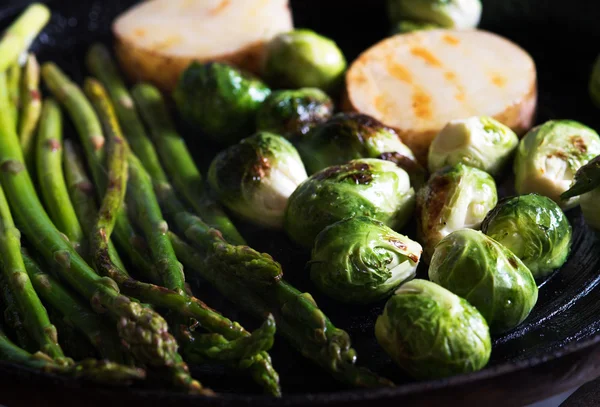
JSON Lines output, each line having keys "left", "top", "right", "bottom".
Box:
{"left": 0, "top": 75, "right": 206, "bottom": 395}
{"left": 42, "top": 63, "right": 158, "bottom": 283}
{"left": 169, "top": 232, "right": 395, "bottom": 389}
{"left": 86, "top": 44, "right": 245, "bottom": 245}
{"left": 7, "top": 62, "right": 21, "bottom": 127}
{"left": 36, "top": 98, "right": 85, "bottom": 252}
{"left": 0, "top": 3, "right": 50, "bottom": 72}
{"left": 0, "top": 327, "right": 145, "bottom": 385}
{"left": 18, "top": 54, "right": 42, "bottom": 168}
{"left": 22, "top": 252, "right": 128, "bottom": 363}
{"left": 1, "top": 276, "right": 37, "bottom": 352}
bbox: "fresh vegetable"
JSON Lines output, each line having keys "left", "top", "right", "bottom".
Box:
{"left": 482, "top": 194, "right": 572, "bottom": 279}
{"left": 256, "top": 88, "right": 334, "bottom": 139}
{"left": 386, "top": 0, "right": 482, "bottom": 29}
{"left": 310, "top": 217, "right": 422, "bottom": 304}
{"left": 429, "top": 229, "right": 538, "bottom": 333}
{"left": 416, "top": 163, "right": 497, "bottom": 261}
{"left": 36, "top": 98, "right": 85, "bottom": 253}
{"left": 285, "top": 158, "right": 416, "bottom": 248}
{"left": 263, "top": 29, "right": 347, "bottom": 93}
{"left": 173, "top": 62, "right": 271, "bottom": 145}
{"left": 562, "top": 155, "right": 600, "bottom": 230}
{"left": 297, "top": 112, "right": 416, "bottom": 175}
{"left": 130, "top": 82, "right": 245, "bottom": 245}
{"left": 18, "top": 54, "right": 42, "bottom": 169}
{"left": 514, "top": 120, "right": 600, "bottom": 209}
{"left": 375, "top": 279, "right": 491, "bottom": 379}
{"left": 7, "top": 62, "right": 21, "bottom": 127}
{"left": 208, "top": 132, "right": 308, "bottom": 229}
{"left": 344, "top": 30, "right": 537, "bottom": 162}
{"left": 428, "top": 116, "right": 519, "bottom": 176}
{"left": 112, "top": 0, "right": 293, "bottom": 92}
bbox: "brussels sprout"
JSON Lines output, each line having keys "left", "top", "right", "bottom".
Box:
{"left": 428, "top": 116, "right": 519, "bottom": 176}
{"left": 429, "top": 229, "right": 538, "bottom": 333}
{"left": 255, "top": 88, "right": 334, "bottom": 139}
{"left": 590, "top": 54, "right": 600, "bottom": 109}
{"left": 263, "top": 29, "right": 347, "bottom": 93}
{"left": 481, "top": 194, "right": 572, "bottom": 279}
{"left": 208, "top": 132, "right": 308, "bottom": 229}
{"left": 284, "top": 158, "right": 415, "bottom": 248}
{"left": 416, "top": 163, "right": 497, "bottom": 261}
{"left": 375, "top": 279, "right": 491, "bottom": 380}
{"left": 173, "top": 62, "right": 271, "bottom": 145}
{"left": 310, "top": 217, "right": 422, "bottom": 304}
{"left": 297, "top": 113, "right": 416, "bottom": 175}
{"left": 391, "top": 20, "right": 441, "bottom": 35}
{"left": 387, "top": 0, "right": 482, "bottom": 29}
{"left": 580, "top": 187, "right": 600, "bottom": 231}
{"left": 514, "top": 120, "right": 600, "bottom": 209}
{"left": 378, "top": 151, "right": 428, "bottom": 191}
{"left": 562, "top": 154, "right": 600, "bottom": 230}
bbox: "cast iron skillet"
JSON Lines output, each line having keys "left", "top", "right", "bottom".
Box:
{"left": 1, "top": 0, "right": 600, "bottom": 406}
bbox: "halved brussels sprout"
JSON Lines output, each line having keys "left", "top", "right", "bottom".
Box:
{"left": 482, "top": 194, "right": 572, "bottom": 279}
{"left": 514, "top": 120, "right": 600, "bottom": 209}
{"left": 208, "top": 132, "right": 308, "bottom": 229}
{"left": 386, "top": 0, "right": 483, "bottom": 29}
{"left": 429, "top": 229, "right": 538, "bottom": 333}
{"left": 173, "top": 62, "right": 271, "bottom": 145}
{"left": 310, "top": 216, "right": 422, "bottom": 304}
{"left": 256, "top": 88, "right": 334, "bottom": 139}
{"left": 416, "top": 163, "right": 497, "bottom": 261}
{"left": 428, "top": 116, "right": 519, "bottom": 176}
{"left": 263, "top": 29, "right": 347, "bottom": 93}
{"left": 375, "top": 279, "right": 491, "bottom": 380}
{"left": 284, "top": 158, "right": 415, "bottom": 248}
{"left": 297, "top": 112, "right": 416, "bottom": 175}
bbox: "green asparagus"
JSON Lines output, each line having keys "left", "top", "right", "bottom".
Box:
{"left": 18, "top": 54, "right": 42, "bottom": 169}
{"left": 22, "top": 252, "right": 128, "bottom": 363}
{"left": 1, "top": 276, "right": 37, "bottom": 352}
{"left": 7, "top": 62, "right": 21, "bottom": 127}
{"left": 36, "top": 98, "right": 85, "bottom": 252}
{"left": 85, "top": 44, "right": 244, "bottom": 245}
{"left": 47, "top": 306, "right": 97, "bottom": 361}
{"left": 0, "top": 3, "right": 50, "bottom": 72}
{"left": 0, "top": 327, "right": 145, "bottom": 385}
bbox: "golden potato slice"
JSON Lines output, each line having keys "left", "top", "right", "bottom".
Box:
{"left": 343, "top": 29, "right": 537, "bottom": 164}
{"left": 113, "top": 0, "right": 293, "bottom": 92}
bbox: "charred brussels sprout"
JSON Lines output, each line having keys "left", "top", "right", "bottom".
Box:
{"left": 297, "top": 113, "right": 416, "bottom": 175}
{"left": 514, "top": 120, "right": 600, "bottom": 209}
{"left": 256, "top": 88, "right": 334, "bottom": 139}
{"left": 310, "top": 217, "right": 422, "bottom": 304}
{"left": 429, "top": 229, "right": 538, "bottom": 333}
{"left": 208, "top": 132, "right": 308, "bottom": 229}
{"left": 263, "top": 29, "right": 347, "bottom": 93}
{"left": 428, "top": 116, "right": 519, "bottom": 176}
{"left": 284, "top": 158, "right": 416, "bottom": 248}
{"left": 173, "top": 62, "right": 271, "bottom": 144}
{"left": 562, "top": 155, "right": 600, "bottom": 230}
{"left": 482, "top": 194, "right": 572, "bottom": 279}
{"left": 375, "top": 279, "right": 491, "bottom": 380}
{"left": 417, "top": 163, "right": 497, "bottom": 261}
{"left": 387, "top": 0, "right": 482, "bottom": 29}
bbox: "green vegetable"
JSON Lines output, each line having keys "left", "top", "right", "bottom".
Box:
{"left": 36, "top": 98, "right": 85, "bottom": 253}
{"left": 482, "top": 194, "right": 572, "bottom": 279}
{"left": 429, "top": 229, "right": 538, "bottom": 333}
{"left": 428, "top": 116, "right": 519, "bottom": 176}
{"left": 590, "top": 54, "right": 600, "bottom": 109}
{"left": 580, "top": 187, "right": 600, "bottom": 230}
{"left": 310, "top": 217, "right": 422, "bottom": 303}
{"left": 514, "top": 120, "right": 600, "bottom": 209}
{"left": 561, "top": 154, "right": 600, "bottom": 230}
{"left": 263, "top": 29, "right": 347, "bottom": 93}
{"left": 173, "top": 62, "right": 271, "bottom": 145}
{"left": 209, "top": 132, "right": 308, "bottom": 229}
{"left": 7, "top": 62, "right": 21, "bottom": 127}
{"left": 285, "top": 158, "right": 416, "bottom": 248}
{"left": 391, "top": 20, "right": 442, "bottom": 34}
{"left": 256, "top": 88, "right": 334, "bottom": 139}
{"left": 0, "top": 3, "right": 50, "bottom": 72}
{"left": 18, "top": 54, "right": 42, "bottom": 171}
{"left": 375, "top": 279, "right": 491, "bottom": 379}
{"left": 416, "top": 163, "right": 497, "bottom": 261}
{"left": 297, "top": 112, "right": 416, "bottom": 175}
{"left": 386, "top": 0, "right": 482, "bottom": 29}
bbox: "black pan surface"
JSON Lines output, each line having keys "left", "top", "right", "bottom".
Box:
{"left": 1, "top": 0, "right": 600, "bottom": 406}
